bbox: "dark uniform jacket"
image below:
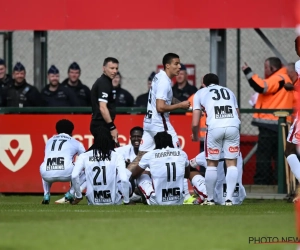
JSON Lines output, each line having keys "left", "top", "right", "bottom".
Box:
{"left": 41, "top": 84, "right": 80, "bottom": 107}
{"left": 1, "top": 80, "right": 44, "bottom": 107}
{"left": 172, "top": 82, "right": 197, "bottom": 101}
{"left": 61, "top": 79, "right": 91, "bottom": 106}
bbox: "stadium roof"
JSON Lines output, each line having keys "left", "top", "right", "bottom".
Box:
{"left": 1, "top": 0, "right": 297, "bottom": 30}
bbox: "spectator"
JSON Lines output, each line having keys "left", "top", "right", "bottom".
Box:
{"left": 112, "top": 72, "right": 134, "bottom": 107}
{"left": 172, "top": 63, "right": 197, "bottom": 101}
{"left": 61, "top": 62, "right": 91, "bottom": 106}
{"left": 41, "top": 65, "right": 80, "bottom": 107}
{"left": 242, "top": 57, "right": 294, "bottom": 185}
{"left": 1, "top": 62, "right": 44, "bottom": 107}
{"left": 0, "top": 58, "right": 12, "bottom": 89}
{"left": 135, "top": 71, "right": 155, "bottom": 107}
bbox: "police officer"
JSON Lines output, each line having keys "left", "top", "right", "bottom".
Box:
{"left": 41, "top": 65, "right": 80, "bottom": 107}
{"left": 0, "top": 58, "right": 13, "bottom": 106}
{"left": 0, "top": 59, "right": 12, "bottom": 89}
{"left": 1, "top": 62, "right": 44, "bottom": 107}
{"left": 90, "top": 57, "right": 119, "bottom": 141}
{"left": 61, "top": 62, "right": 91, "bottom": 106}
{"left": 112, "top": 71, "right": 134, "bottom": 107}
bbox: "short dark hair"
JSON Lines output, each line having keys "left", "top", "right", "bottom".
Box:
{"left": 162, "top": 53, "right": 179, "bottom": 69}
{"left": 154, "top": 131, "right": 174, "bottom": 149}
{"left": 203, "top": 73, "right": 219, "bottom": 86}
{"left": 266, "top": 57, "right": 282, "bottom": 70}
{"left": 56, "top": 119, "right": 74, "bottom": 136}
{"left": 130, "top": 126, "right": 143, "bottom": 135}
{"left": 93, "top": 126, "right": 115, "bottom": 161}
{"left": 103, "top": 57, "right": 119, "bottom": 66}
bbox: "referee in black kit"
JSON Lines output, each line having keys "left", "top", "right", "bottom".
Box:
{"left": 90, "top": 57, "right": 119, "bottom": 141}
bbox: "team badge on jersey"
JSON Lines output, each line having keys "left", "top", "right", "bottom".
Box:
{"left": 0, "top": 135, "right": 32, "bottom": 172}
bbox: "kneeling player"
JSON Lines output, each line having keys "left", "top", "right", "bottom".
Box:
{"left": 132, "top": 131, "right": 190, "bottom": 205}
{"left": 189, "top": 151, "right": 246, "bottom": 205}
{"left": 71, "top": 127, "right": 134, "bottom": 205}
{"left": 40, "top": 119, "right": 85, "bottom": 204}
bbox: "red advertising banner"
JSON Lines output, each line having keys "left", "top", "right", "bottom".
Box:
{"left": 0, "top": 114, "right": 200, "bottom": 193}
{"left": 1, "top": 0, "right": 296, "bottom": 30}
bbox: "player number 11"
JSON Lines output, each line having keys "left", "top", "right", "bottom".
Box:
{"left": 166, "top": 162, "right": 176, "bottom": 182}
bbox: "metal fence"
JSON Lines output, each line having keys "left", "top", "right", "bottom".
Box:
{"left": 8, "top": 29, "right": 298, "bottom": 103}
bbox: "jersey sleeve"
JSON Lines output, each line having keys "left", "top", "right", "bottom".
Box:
{"left": 295, "top": 60, "right": 300, "bottom": 76}
{"left": 230, "top": 89, "right": 238, "bottom": 108}
{"left": 97, "top": 81, "right": 111, "bottom": 103}
{"left": 115, "top": 153, "right": 127, "bottom": 182}
{"left": 181, "top": 151, "right": 190, "bottom": 167}
{"left": 73, "top": 139, "right": 85, "bottom": 155}
{"left": 156, "top": 79, "right": 170, "bottom": 101}
{"left": 72, "top": 154, "right": 85, "bottom": 178}
{"left": 193, "top": 91, "right": 201, "bottom": 110}
{"left": 139, "top": 152, "right": 151, "bottom": 169}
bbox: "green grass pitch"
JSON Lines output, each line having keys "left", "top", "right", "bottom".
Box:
{"left": 0, "top": 195, "right": 297, "bottom": 250}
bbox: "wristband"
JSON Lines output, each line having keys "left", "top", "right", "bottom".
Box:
{"left": 107, "top": 122, "right": 116, "bottom": 131}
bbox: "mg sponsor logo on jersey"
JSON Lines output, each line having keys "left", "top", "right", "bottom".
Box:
{"left": 229, "top": 146, "right": 239, "bottom": 153}
{"left": 46, "top": 157, "right": 65, "bottom": 171}
{"left": 0, "top": 135, "right": 32, "bottom": 172}
{"left": 162, "top": 187, "right": 180, "bottom": 202}
{"left": 94, "top": 190, "right": 112, "bottom": 203}
{"left": 214, "top": 105, "right": 233, "bottom": 119}
{"left": 208, "top": 148, "right": 219, "bottom": 154}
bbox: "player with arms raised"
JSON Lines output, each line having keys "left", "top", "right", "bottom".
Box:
{"left": 191, "top": 73, "right": 241, "bottom": 205}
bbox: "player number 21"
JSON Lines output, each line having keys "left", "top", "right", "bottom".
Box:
{"left": 166, "top": 162, "right": 176, "bottom": 182}
{"left": 93, "top": 166, "right": 107, "bottom": 185}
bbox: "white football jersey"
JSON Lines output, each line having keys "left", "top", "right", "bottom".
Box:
{"left": 114, "top": 144, "right": 136, "bottom": 162}
{"left": 42, "top": 133, "right": 85, "bottom": 172}
{"left": 193, "top": 84, "right": 240, "bottom": 130}
{"left": 139, "top": 147, "right": 189, "bottom": 205}
{"left": 72, "top": 149, "right": 129, "bottom": 205}
{"left": 191, "top": 151, "right": 246, "bottom": 205}
{"left": 295, "top": 60, "right": 300, "bottom": 76}
{"left": 143, "top": 70, "right": 175, "bottom": 132}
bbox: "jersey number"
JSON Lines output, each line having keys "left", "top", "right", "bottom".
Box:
{"left": 51, "top": 139, "right": 67, "bottom": 151}
{"left": 210, "top": 88, "right": 230, "bottom": 101}
{"left": 93, "top": 166, "right": 107, "bottom": 185}
{"left": 166, "top": 162, "right": 176, "bottom": 182}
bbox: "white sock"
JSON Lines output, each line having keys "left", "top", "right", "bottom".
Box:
{"left": 225, "top": 166, "right": 238, "bottom": 201}
{"left": 42, "top": 179, "right": 51, "bottom": 196}
{"left": 183, "top": 178, "right": 191, "bottom": 200}
{"left": 191, "top": 174, "right": 207, "bottom": 199}
{"left": 205, "top": 167, "right": 217, "bottom": 201}
{"left": 287, "top": 154, "right": 300, "bottom": 180}
{"left": 137, "top": 174, "right": 154, "bottom": 199}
